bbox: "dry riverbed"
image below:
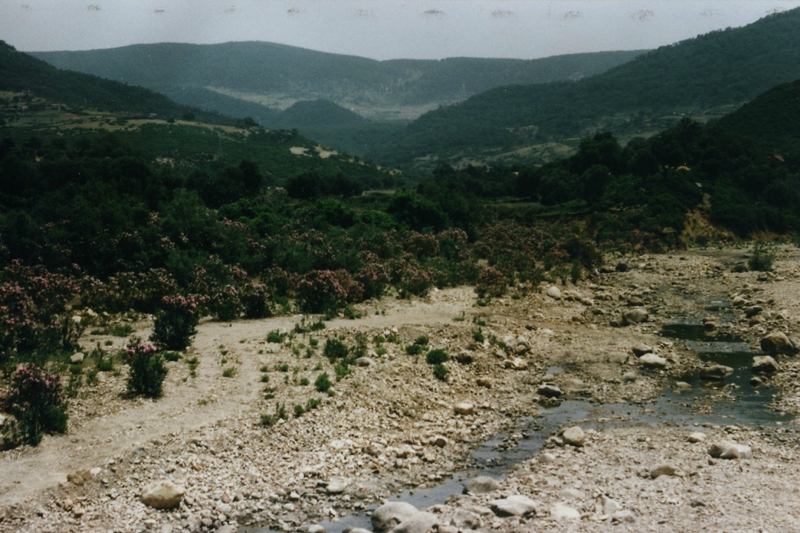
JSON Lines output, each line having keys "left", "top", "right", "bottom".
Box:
{"left": 2, "top": 247, "right": 800, "bottom": 533}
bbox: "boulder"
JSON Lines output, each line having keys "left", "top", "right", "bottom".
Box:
{"left": 562, "top": 426, "right": 585, "bottom": 447}
{"left": 687, "top": 432, "right": 707, "bottom": 443}
{"left": 489, "top": 495, "right": 538, "bottom": 517}
{"left": 550, "top": 503, "right": 580, "bottom": 520}
{"left": 650, "top": 464, "right": 678, "bottom": 479}
{"left": 622, "top": 308, "right": 648, "bottom": 325}
{"left": 476, "top": 377, "right": 492, "bottom": 388}
{"left": 388, "top": 512, "right": 438, "bottom": 533}
{"left": 631, "top": 345, "right": 653, "bottom": 357}
{"left": 70, "top": 352, "right": 84, "bottom": 364}
{"left": 450, "top": 509, "right": 481, "bottom": 530}
{"left": 515, "top": 344, "right": 529, "bottom": 355}
{"left": 596, "top": 495, "right": 621, "bottom": 516}
{"left": 356, "top": 357, "right": 375, "bottom": 367}
{"left": 708, "top": 441, "right": 752, "bottom": 460}
{"left": 537, "top": 385, "right": 562, "bottom": 398}
{"left": 505, "top": 358, "right": 528, "bottom": 370}
{"left": 140, "top": 480, "right": 185, "bottom": 509}
{"left": 546, "top": 286, "right": 562, "bottom": 300}
{"left": 463, "top": 476, "right": 500, "bottom": 495}
{"left": 371, "top": 502, "right": 419, "bottom": 532}
{"left": 760, "top": 332, "right": 797, "bottom": 355}
{"left": 699, "top": 364, "right": 734, "bottom": 381}
{"left": 326, "top": 478, "right": 347, "bottom": 494}
{"left": 639, "top": 353, "right": 667, "bottom": 369}
{"left": 752, "top": 355, "right": 779, "bottom": 373}
{"left": 454, "top": 402, "right": 474, "bottom": 416}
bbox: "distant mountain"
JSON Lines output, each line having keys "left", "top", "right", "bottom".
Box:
{"left": 0, "top": 40, "right": 227, "bottom": 124}
{"left": 717, "top": 79, "right": 800, "bottom": 158}
{"left": 366, "top": 7, "right": 800, "bottom": 167}
{"left": 31, "top": 42, "right": 644, "bottom": 125}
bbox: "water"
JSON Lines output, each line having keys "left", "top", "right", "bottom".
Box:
{"left": 249, "top": 318, "right": 793, "bottom": 533}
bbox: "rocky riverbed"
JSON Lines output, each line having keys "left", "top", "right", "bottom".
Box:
{"left": 2, "top": 247, "right": 800, "bottom": 533}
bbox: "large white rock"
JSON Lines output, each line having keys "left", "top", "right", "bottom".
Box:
{"left": 388, "top": 512, "right": 438, "bottom": 533}
{"left": 708, "top": 441, "right": 753, "bottom": 460}
{"left": 562, "top": 426, "right": 585, "bottom": 447}
{"left": 752, "top": 355, "right": 779, "bottom": 373}
{"left": 450, "top": 509, "right": 481, "bottom": 530}
{"left": 546, "top": 286, "right": 562, "bottom": 300}
{"left": 371, "top": 502, "right": 419, "bottom": 532}
{"left": 639, "top": 353, "right": 667, "bottom": 369}
{"left": 454, "top": 402, "right": 475, "bottom": 416}
{"left": 463, "top": 476, "right": 500, "bottom": 495}
{"left": 140, "top": 480, "right": 185, "bottom": 509}
{"left": 489, "top": 495, "right": 538, "bottom": 517}
{"left": 551, "top": 503, "right": 580, "bottom": 520}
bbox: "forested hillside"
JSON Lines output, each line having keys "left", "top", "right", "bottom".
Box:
{"left": 368, "top": 8, "right": 800, "bottom": 167}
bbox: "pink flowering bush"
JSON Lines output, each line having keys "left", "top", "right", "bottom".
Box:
{"left": 296, "top": 270, "right": 363, "bottom": 314}
{"left": 355, "top": 252, "right": 390, "bottom": 301}
{"left": 150, "top": 294, "right": 206, "bottom": 351}
{"left": 260, "top": 267, "right": 297, "bottom": 298}
{"left": 123, "top": 338, "right": 168, "bottom": 398}
{"left": 209, "top": 284, "right": 242, "bottom": 321}
{"left": 3, "top": 364, "right": 68, "bottom": 447}
{"left": 396, "top": 264, "right": 434, "bottom": 299}
{"left": 240, "top": 283, "right": 272, "bottom": 319}
{"left": 476, "top": 267, "right": 507, "bottom": 298}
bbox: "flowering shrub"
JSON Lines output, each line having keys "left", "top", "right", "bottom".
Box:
{"left": 123, "top": 338, "right": 168, "bottom": 398}
{"left": 241, "top": 283, "right": 272, "bottom": 319}
{"left": 209, "top": 284, "right": 242, "bottom": 321}
{"left": 260, "top": 267, "right": 297, "bottom": 298}
{"left": 394, "top": 262, "right": 434, "bottom": 299}
{"left": 355, "top": 253, "right": 390, "bottom": 301}
{"left": 3, "top": 364, "right": 68, "bottom": 447}
{"left": 475, "top": 267, "right": 507, "bottom": 298}
{"left": 296, "top": 270, "right": 363, "bottom": 314}
{"left": 150, "top": 294, "right": 206, "bottom": 351}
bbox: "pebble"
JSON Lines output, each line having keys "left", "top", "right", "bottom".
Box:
{"left": 561, "top": 426, "right": 585, "bottom": 447}
{"left": 140, "top": 480, "right": 185, "bottom": 509}
{"left": 454, "top": 402, "right": 474, "bottom": 416}
{"left": 650, "top": 464, "right": 679, "bottom": 479}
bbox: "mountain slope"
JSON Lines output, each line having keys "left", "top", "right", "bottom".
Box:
{"left": 367, "top": 7, "right": 800, "bottom": 166}
{"left": 717, "top": 78, "right": 800, "bottom": 158}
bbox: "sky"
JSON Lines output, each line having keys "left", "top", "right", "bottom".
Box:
{"left": 3, "top": 0, "right": 800, "bottom": 60}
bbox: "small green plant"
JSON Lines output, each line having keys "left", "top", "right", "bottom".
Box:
{"left": 198, "top": 398, "right": 208, "bottom": 405}
{"left": 324, "top": 338, "right": 349, "bottom": 360}
{"left": 473, "top": 317, "right": 487, "bottom": 327}
{"left": 124, "top": 338, "right": 168, "bottom": 398}
{"left": 375, "top": 347, "right": 388, "bottom": 356}
{"left": 220, "top": 358, "right": 228, "bottom": 365}
{"left": 386, "top": 332, "right": 400, "bottom": 343}
{"left": 163, "top": 351, "right": 182, "bottom": 362}
{"left": 104, "top": 339, "right": 113, "bottom": 346}
{"left": 433, "top": 363, "right": 449, "bottom": 382}
{"left": 276, "top": 363, "right": 289, "bottom": 372}
{"left": 97, "top": 357, "right": 114, "bottom": 372}
{"left": 220, "top": 349, "right": 228, "bottom": 356}
{"left": 748, "top": 242, "right": 776, "bottom": 272}
{"left": 106, "top": 323, "right": 135, "bottom": 337}
{"left": 187, "top": 356, "right": 199, "bottom": 378}
{"left": 472, "top": 328, "right": 485, "bottom": 343}
{"left": 68, "top": 363, "right": 83, "bottom": 375}
{"left": 414, "top": 335, "right": 429, "bottom": 346}
{"left": 313, "top": 362, "right": 323, "bottom": 371}
{"left": 275, "top": 401, "right": 287, "bottom": 420}
{"left": 405, "top": 344, "right": 423, "bottom": 355}
{"left": 260, "top": 374, "right": 270, "bottom": 383}
{"left": 334, "top": 361, "right": 353, "bottom": 380}
{"left": 315, "top": 372, "right": 332, "bottom": 393}
{"left": 260, "top": 413, "right": 275, "bottom": 427}
{"left": 222, "top": 367, "right": 237, "bottom": 378}
{"left": 309, "top": 337, "right": 319, "bottom": 347}
{"left": 426, "top": 349, "right": 449, "bottom": 365}
{"left": 306, "top": 397, "right": 321, "bottom": 410}
{"left": 453, "top": 311, "right": 466, "bottom": 322}
{"left": 373, "top": 334, "right": 385, "bottom": 346}
{"left": 293, "top": 404, "right": 306, "bottom": 417}
{"left": 259, "top": 365, "right": 269, "bottom": 372}
{"left": 266, "top": 330, "right": 287, "bottom": 343}
{"left": 299, "top": 377, "right": 310, "bottom": 386}
{"left": 86, "top": 368, "right": 100, "bottom": 386}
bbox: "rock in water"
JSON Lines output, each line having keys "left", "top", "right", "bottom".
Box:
{"left": 699, "top": 364, "right": 733, "bottom": 381}
{"left": 463, "top": 476, "right": 501, "bottom": 495}
{"left": 371, "top": 502, "right": 418, "bottom": 532}
{"left": 708, "top": 441, "right": 753, "bottom": 460}
{"left": 752, "top": 355, "right": 779, "bottom": 373}
{"left": 489, "top": 495, "right": 538, "bottom": 517}
{"left": 562, "top": 426, "right": 585, "bottom": 447}
{"left": 537, "top": 384, "right": 562, "bottom": 398}
{"left": 140, "top": 480, "right": 185, "bottom": 509}
{"left": 388, "top": 512, "right": 438, "bottom": 533}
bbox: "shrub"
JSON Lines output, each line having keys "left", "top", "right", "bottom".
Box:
{"left": 296, "top": 270, "right": 363, "bottom": 314}
{"left": 163, "top": 351, "right": 182, "bottom": 362}
{"left": 2, "top": 364, "right": 68, "bottom": 447}
{"left": 315, "top": 372, "right": 332, "bottom": 392}
{"left": 414, "top": 335, "right": 429, "bottom": 346}
{"left": 405, "top": 344, "right": 423, "bottom": 355}
{"left": 306, "top": 397, "right": 321, "bottom": 410}
{"left": 222, "top": 366, "right": 236, "bottom": 378}
{"left": 210, "top": 285, "right": 242, "bottom": 321}
{"left": 748, "top": 242, "right": 776, "bottom": 272}
{"left": 433, "top": 363, "right": 449, "bottom": 382}
{"left": 472, "top": 328, "right": 485, "bottom": 343}
{"left": 86, "top": 368, "right": 99, "bottom": 386}
{"left": 475, "top": 267, "right": 507, "bottom": 298}
{"left": 260, "top": 413, "right": 275, "bottom": 427}
{"left": 266, "top": 330, "right": 286, "bottom": 343}
{"left": 426, "top": 349, "right": 449, "bottom": 365}
{"left": 324, "top": 338, "right": 349, "bottom": 361}
{"left": 299, "top": 377, "right": 310, "bottom": 386}
{"left": 151, "top": 294, "right": 205, "bottom": 351}
{"left": 241, "top": 284, "right": 272, "bottom": 319}
{"left": 396, "top": 266, "right": 434, "bottom": 299}
{"left": 105, "top": 323, "right": 135, "bottom": 337}
{"left": 293, "top": 404, "right": 306, "bottom": 417}
{"left": 124, "top": 338, "right": 168, "bottom": 398}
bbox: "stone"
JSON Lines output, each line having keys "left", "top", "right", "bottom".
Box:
{"left": 356, "top": 357, "right": 375, "bottom": 367}
{"left": 596, "top": 495, "right": 621, "bottom": 516}
{"left": 437, "top": 526, "right": 458, "bottom": 533}
{"left": 0, "top": 414, "right": 4, "bottom": 427}
{"left": 463, "top": 476, "right": 501, "bottom": 495}
{"left": 450, "top": 509, "right": 481, "bottom": 530}
{"left": 505, "top": 358, "right": 528, "bottom": 370}
{"left": 650, "top": 464, "right": 678, "bottom": 479}
{"left": 550, "top": 503, "right": 580, "bottom": 520}
{"left": 622, "top": 371, "right": 637, "bottom": 383}
{"left": 307, "top": 526, "right": 325, "bottom": 533}
{"left": 388, "top": 512, "right": 438, "bottom": 533}
{"left": 395, "top": 445, "right": 414, "bottom": 459}
{"left": 70, "top": 352, "right": 84, "bottom": 364}
{"left": 562, "top": 426, "right": 585, "bottom": 447}
{"left": 514, "top": 343, "right": 529, "bottom": 355}
{"left": 760, "top": 332, "right": 797, "bottom": 355}
{"left": 538, "top": 453, "right": 556, "bottom": 464}
{"left": 140, "top": 480, "right": 185, "bottom": 509}
{"left": 639, "top": 353, "right": 667, "bottom": 369}
{"left": 489, "top": 495, "right": 538, "bottom": 517}
{"left": 688, "top": 432, "right": 707, "bottom": 443}
{"left": 476, "top": 378, "right": 492, "bottom": 388}
{"left": 516, "top": 336, "right": 530, "bottom": 347}
{"left": 752, "top": 355, "right": 779, "bottom": 373}
{"left": 631, "top": 345, "right": 653, "bottom": 357}
{"left": 608, "top": 352, "right": 629, "bottom": 364}
{"left": 560, "top": 488, "right": 585, "bottom": 500}
{"left": 216, "top": 526, "right": 238, "bottom": 533}
{"left": 431, "top": 436, "right": 448, "bottom": 447}
{"left": 708, "top": 441, "right": 753, "bottom": 460}
{"left": 546, "top": 286, "right": 562, "bottom": 300}
{"left": 537, "top": 384, "right": 562, "bottom": 398}
{"left": 454, "top": 402, "right": 474, "bottom": 416}
{"left": 326, "top": 478, "right": 347, "bottom": 494}
{"left": 66, "top": 473, "right": 85, "bottom": 486}
{"left": 613, "top": 510, "right": 636, "bottom": 523}
{"left": 622, "top": 308, "right": 648, "bottom": 324}
{"left": 371, "top": 502, "right": 419, "bottom": 532}
{"left": 699, "top": 364, "right": 734, "bottom": 381}
{"left": 455, "top": 351, "right": 473, "bottom": 364}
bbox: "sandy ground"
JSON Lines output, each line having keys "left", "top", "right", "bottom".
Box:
{"left": 2, "top": 247, "right": 800, "bottom": 532}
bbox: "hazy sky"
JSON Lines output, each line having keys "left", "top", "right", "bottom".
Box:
{"left": 3, "top": 1, "right": 800, "bottom": 60}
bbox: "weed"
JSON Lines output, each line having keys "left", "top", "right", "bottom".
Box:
{"left": 376, "top": 347, "right": 387, "bottom": 356}
{"left": 222, "top": 367, "right": 237, "bottom": 378}
{"left": 472, "top": 328, "right": 485, "bottom": 343}
{"left": 426, "top": 349, "right": 449, "bottom": 365}
{"left": 86, "top": 369, "right": 99, "bottom": 386}
{"left": 260, "top": 374, "right": 270, "bottom": 383}
{"left": 260, "top": 413, "right": 275, "bottom": 427}
{"left": 266, "top": 330, "right": 286, "bottom": 343}
{"left": 299, "top": 377, "right": 310, "bottom": 386}
{"left": 324, "top": 338, "right": 349, "bottom": 360}
{"left": 293, "top": 404, "right": 306, "bottom": 417}
{"left": 414, "top": 335, "right": 429, "bottom": 346}
{"left": 748, "top": 242, "right": 776, "bottom": 272}
{"left": 306, "top": 397, "right": 321, "bottom": 410}
{"left": 405, "top": 344, "right": 423, "bottom": 355}
{"left": 433, "top": 363, "right": 449, "bottom": 381}
{"left": 276, "top": 363, "right": 289, "bottom": 372}
{"left": 314, "top": 372, "right": 332, "bottom": 393}
{"left": 198, "top": 398, "right": 208, "bottom": 405}
{"left": 163, "top": 351, "right": 182, "bottom": 362}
